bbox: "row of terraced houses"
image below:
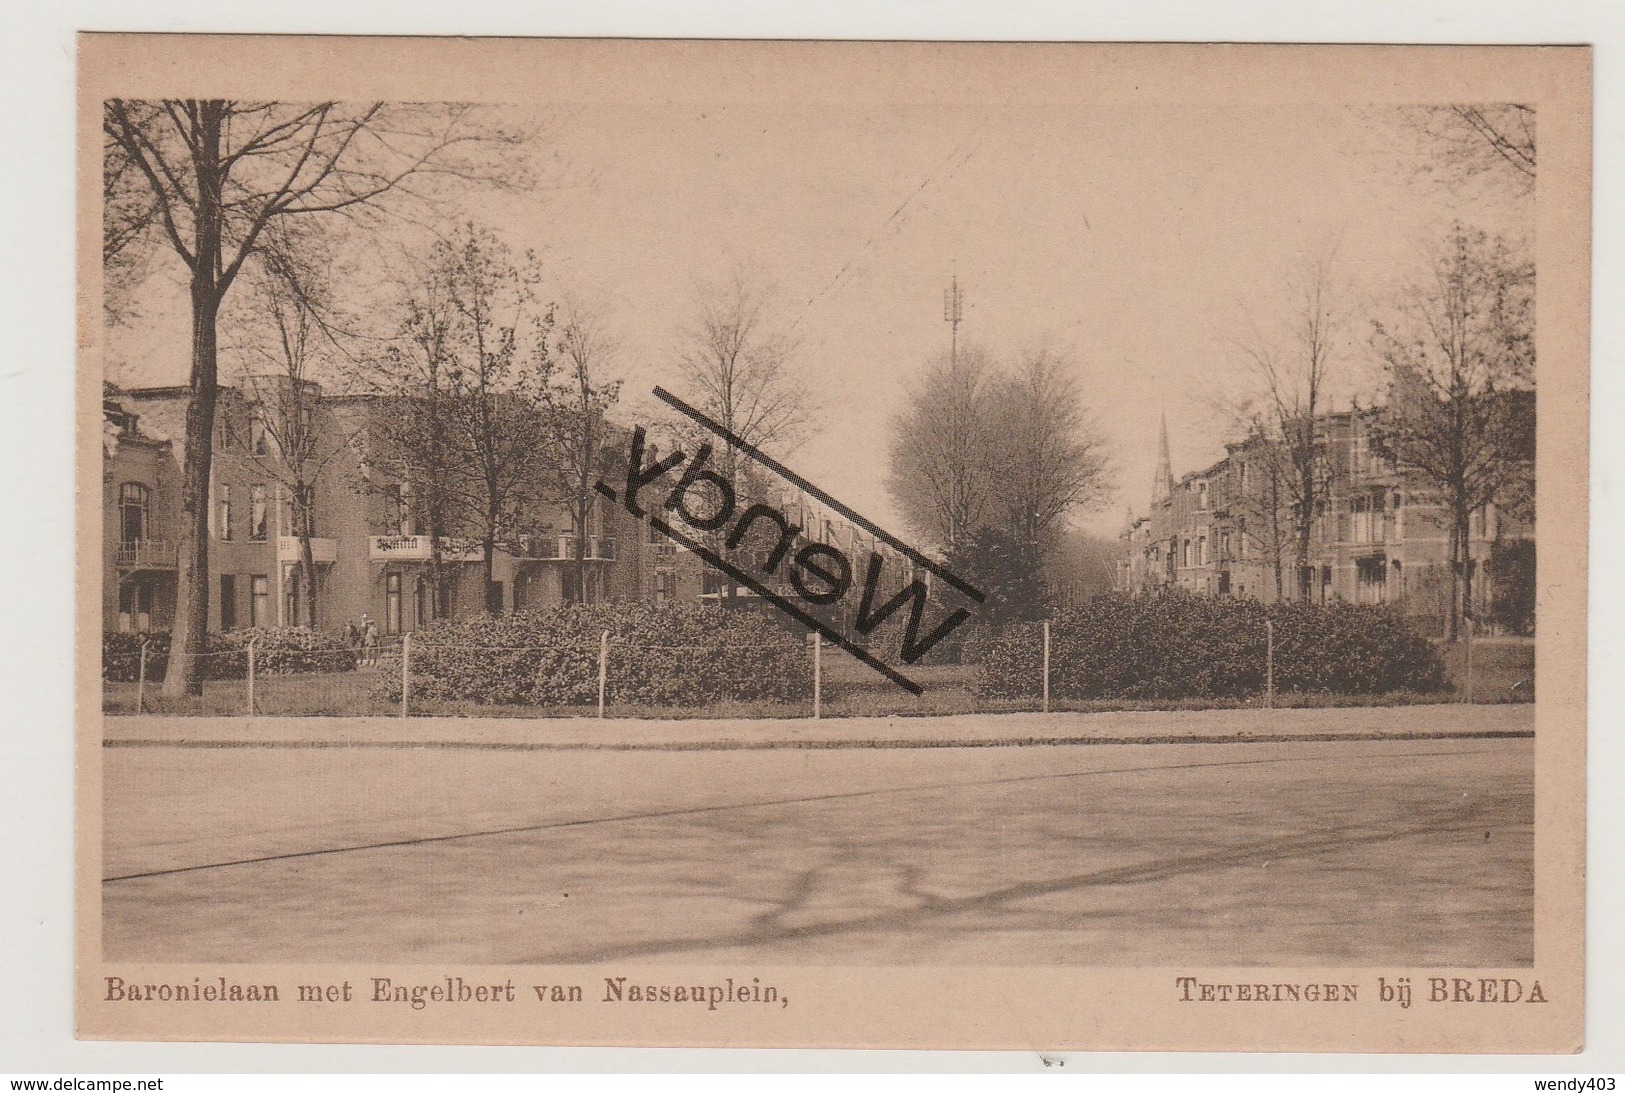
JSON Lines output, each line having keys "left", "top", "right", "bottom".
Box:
{"left": 1116, "top": 410, "right": 1536, "bottom": 636}
{"left": 102, "top": 379, "right": 923, "bottom": 642}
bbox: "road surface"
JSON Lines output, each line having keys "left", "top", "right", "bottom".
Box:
{"left": 101, "top": 718, "right": 1532, "bottom": 966}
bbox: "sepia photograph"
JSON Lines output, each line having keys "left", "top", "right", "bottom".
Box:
{"left": 76, "top": 36, "right": 1589, "bottom": 1051}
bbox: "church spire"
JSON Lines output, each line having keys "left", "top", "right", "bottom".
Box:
{"left": 1151, "top": 410, "right": 1175, "bottom": 507}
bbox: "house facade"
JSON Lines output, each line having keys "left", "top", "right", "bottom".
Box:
{"left": 101, "top": 382, "right": 696, "bottom": 637}
{"left": 1117, "top": 410, "right": 1535, "bottom": 636}
{"left": 101, "top": 382, "right": 920, "bottom": 641}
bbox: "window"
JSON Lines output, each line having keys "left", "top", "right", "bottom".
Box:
{"left": 118, "top": 582, "right": 154, "bottom": 632}
{"left": 415, "top": 578, "right": 430, "bottom": 628}
{"left": 1182, "top": 539, "right": 1192, "bottom": 568}
{"left": 118, "top": 482, "right": 149, "bottom": 545}
{"left": 217, "top": 484, "right": 233, "bottom": 540}
{"left": 1196, "top": 481, "right": 1209, "bottom": 510}
{"left": 250, "top": 485, "right": 268, "bottom": 541}
{"left": 220, "top": 575, "right": 237, "bottom": 630}
{"left": 1198, "top": 535, "right": 1208, "bottom": 565}
{"left": 250, "top": 575, "right": 269, "bottom": 628}
{"left": 1351, "top": 433, "right": 1371, "bottom": 476}
{"left": 656, "top": 569, "right": 676, "bottom": 601}
{"left": 385, "top": 573, "right": 402, "bottom": 634}
{"left": 385, "top": 485, "right": 407, "bottom": 536}
{"left": 249, "top": 406, "right": 270, "bottom": 456}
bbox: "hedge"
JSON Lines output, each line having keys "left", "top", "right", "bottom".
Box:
{"left": 974, "top": 592, "right": 1447, "bottom": 700}
{"left": 371, "top": 601, "right": 812, "bottom": 707}
{"left": 102, "top": 627, "right": 356, "bottom": 682}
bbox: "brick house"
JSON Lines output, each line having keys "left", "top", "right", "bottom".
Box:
{"left": 1117, "top": 409, "right": 1535, "bottom": 636}
{"left": 100, "top": 382, "right": 696, "bottom": 637}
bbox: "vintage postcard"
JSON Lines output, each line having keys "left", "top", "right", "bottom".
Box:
{"left": 77, "top": 36, "right": 1589, "bottom": 1051}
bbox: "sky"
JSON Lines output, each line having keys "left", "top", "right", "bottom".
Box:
{"left": 107, "top": 99, "right": 1530, "bottom": 539}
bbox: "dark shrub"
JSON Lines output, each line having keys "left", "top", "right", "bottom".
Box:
{"left": 102, "top": 627, "right": 355, "bottom": 681}
{"left": 373, "top": 602, "right": 812, "bottom": 707}
{"left": 102, "top": 631, "right": 171, "bottom": 682}
{"left": 975, "top": 590, "right": 1446, "bottom": 700}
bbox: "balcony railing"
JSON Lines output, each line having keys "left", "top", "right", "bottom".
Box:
{"left": 510, "top": 535, "right": 617, "bottom": 561}
{"left": 368, "top": 535, "right": 484, "bottom": 562}
{"left": 115, "top": 539, "right": 176, "bottom": 569}
{"left": 277, "top": 536, "right": 338, "bottom": 563}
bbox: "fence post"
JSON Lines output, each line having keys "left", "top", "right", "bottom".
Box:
{"left": 246, "top": 640, "right": 257, "bottom": 717}
{"left": 1462, "top": 616, "right": 1475, "bottom": 705}
{"left": 1041, "top": 620, "right": 1051, "bottom": 714}
{"left": 597, "top": 630, "right": 609, "bottom": 719}
{"left": 400, "top": 631, "right": 412, "bottom": 720}
{"left": 1264, "top": 619, "right": 1275, "bottom": 710}
{"left": 136, "top": 639, "right": 148, "bottom": 715}
{"left": 812, "top": 631, "right": 822, "bottom": 719}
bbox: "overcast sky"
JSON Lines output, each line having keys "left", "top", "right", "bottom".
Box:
{"left": 108, "top": 100, "right": 1530, "bottom": 538}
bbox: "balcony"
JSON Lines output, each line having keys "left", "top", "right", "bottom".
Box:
{"left": 512, "top": 535, "right": 617, "bottom": 561}
{"left": 277, "top": 536, "right": 338, "bottom": 564}
{"left": 512, "top": 534, "right": 569, "bottom": 560}
{"left": 115, "top": 539, "right": 176, "bottom": 569}
{"left": 368, "top": 535, "right": 484, "bottom": 563}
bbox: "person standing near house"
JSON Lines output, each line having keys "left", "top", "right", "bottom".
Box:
{"left": 360, "top": 613, "right": 378, "bottom": 668}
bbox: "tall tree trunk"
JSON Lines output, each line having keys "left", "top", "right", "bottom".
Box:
{"left": 1456, "top": 506, "right": 1469, "bottom": 643}
{"left": 162, "top": 106, "right": 224, "bottom": 696}
{"left": 165, "top": 299, "right": 218, "bottom": 696}
{"left": 299, "top": 499, "right": 319, "bottom": 629}
{"left": 483, "top": 522, "right": 498, "bottom": 615}
{"left": 427, "top": 498, "right": 447, "bottom": 621}
{"left": 572, "top": 525, "right": 587, "bottom": 606}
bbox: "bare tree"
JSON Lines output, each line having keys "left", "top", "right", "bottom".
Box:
{"left": 675, "top": 266, "right": 813, "bottom": 598}
{"left": 231, "top": 225, "right": 355, "bottom": 628}
{"left": 677, "top": 265, "right": 812, "bottom": 464}
{"left": 1225, "top": 428, "right": 1294, "bottom": 601}
{"left": 1231, "top": 252, "right": 1341, "bottom": 601}
{"left": 362, "top": 251, "right": 465, "bottom": 621}
{"left": 1402, "top": 104, "right": 1536, "bottom": 196}
{"left": 436, "top": 226, "right": 556, "bottom": 614}
{"left": 102, "top": 133, "right": 159, "bottom": 325}
{"left": 1368, "top": 224, "right": 1535, "bottom": 641}
{"left": 104, "top": 99, "right": 526, "bottom": 694}
{"left": 988, "top": 345, "right": 1111, "bottom": 545}
{"left": 538, "top": 302, "right": 623, "bottom": 605}
{"left": 886, "top": 343, "right": 1000, "bottom": 554}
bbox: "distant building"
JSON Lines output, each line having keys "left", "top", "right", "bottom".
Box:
{"left": 1116, "top": 409, "right": 1535, "bottom": 636}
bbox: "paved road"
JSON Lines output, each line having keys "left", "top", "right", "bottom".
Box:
{"left": 102, "top": 730, "right": 1532, "bottom": 967}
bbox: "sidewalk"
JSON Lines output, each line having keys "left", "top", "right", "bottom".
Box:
{"left": 102, "top": 702, "right": 1535, "bottom": 752}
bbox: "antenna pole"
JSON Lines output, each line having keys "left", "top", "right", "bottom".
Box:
{"left": 943, "top": 272, "right": 964, "bottom": 365}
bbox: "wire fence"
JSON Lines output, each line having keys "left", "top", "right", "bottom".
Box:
{"left": 104, "top": 620, "right": 1518, "bottom": 719}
